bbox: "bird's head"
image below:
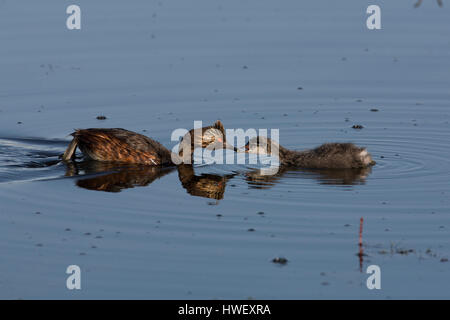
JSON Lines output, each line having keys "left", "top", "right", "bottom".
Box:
{"left": 178, "top": 120, "right": 238, "bottom": 159}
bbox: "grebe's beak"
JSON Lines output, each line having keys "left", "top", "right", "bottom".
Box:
{"left": 215, "top": 136, "right": 240, "bottom": 153}
{"left": 237, "top": 144, "right": 249, "bottom": 153}
{"left": 225, "top": 141, "right": 240, "bottom": 153}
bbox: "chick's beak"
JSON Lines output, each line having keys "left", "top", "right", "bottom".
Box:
{"left": 237, "top": 144, "right": 250, "bottom": 153}
{"left": 224, "top": 141, "right": 240, "bottom": 153}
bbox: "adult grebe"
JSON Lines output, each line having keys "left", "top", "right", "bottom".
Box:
{"left": 62, "top": 120, "right": 236, "bottom": 165}
{"left": 243, "top": 136, "right": 375, "bottom": 169}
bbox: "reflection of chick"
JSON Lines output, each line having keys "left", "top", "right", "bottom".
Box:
{"left": 177, "top": 164, "right": 236, "bottom": 200}
{"left": 244, "top": 166, "right": 372, "bottom": 189}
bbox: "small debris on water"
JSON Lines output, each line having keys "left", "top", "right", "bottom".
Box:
{"left": 272, "top": 257, "right": 288, "bottom": 265}
{"left": 96, "top": 115, "right": 107, "bottom": 120}
{"left": 352, "top": 124, "right": 364, "bottom": 129}
{"left": 396, "top": 248, "right": 415, "bottom": 255}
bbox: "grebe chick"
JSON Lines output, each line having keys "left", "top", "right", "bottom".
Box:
{"left": 244, "top": 136, "right": 375, "bottom": 169}
{"left": 62, "top": 120, "right": 236, "bottom": 165}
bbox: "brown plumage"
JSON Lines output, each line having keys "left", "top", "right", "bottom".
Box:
{"left": 63, "top": 128, "right": 172, "bottom": 165}
{"left": 177, "top": 120, "right": 236, "bottom": 161}
{"left": 245, "top": 136, "right": 375, "bottom": 169}
{"left": 62, "top": 120, "right": 236, "bottom": 165}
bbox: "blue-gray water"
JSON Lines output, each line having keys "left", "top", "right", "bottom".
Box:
{"left": 0, "top": 0, "right": 449, "bottom": 299}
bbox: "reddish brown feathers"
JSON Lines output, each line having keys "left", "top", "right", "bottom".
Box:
{"left": 68, "top": 128, "right": 173, "bottom": 165}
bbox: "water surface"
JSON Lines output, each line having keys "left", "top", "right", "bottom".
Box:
{"left": 0, "top": 0, "right": 449, "bottom": 299}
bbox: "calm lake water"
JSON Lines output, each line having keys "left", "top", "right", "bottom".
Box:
{"left": 0, "top": 0, "right": 449, "bottom": 299}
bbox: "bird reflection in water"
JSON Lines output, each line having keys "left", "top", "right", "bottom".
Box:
{"left": 177, "top": 164, "right": 236, "bottom": 200}
{"left": 64, "top": 160, "right": 235, "bottom": 200}
{"left": 65, "top": 160, "right": 372, "bottom": 200}
{"left": 244, "top": 166, "right": 373, "bottom": 189}
{"left": 64, "top": 159, "right": 372, "bottom": 198}
{"left": 65, "top": 160, "right": 174, "bottom": 193}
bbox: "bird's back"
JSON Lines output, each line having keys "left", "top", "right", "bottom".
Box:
{"left": 73, "top": 128, "right": 172, "bottom": 165}
{"left": 286, "top": 143, "right": 373, "bottom": 169}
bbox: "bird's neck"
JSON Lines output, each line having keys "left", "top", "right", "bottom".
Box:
{"left": 277, "top": 144, "right": 291, "bottom": 160}
{"left": 276, "top": 144, "right": 304, "bottom": 166}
